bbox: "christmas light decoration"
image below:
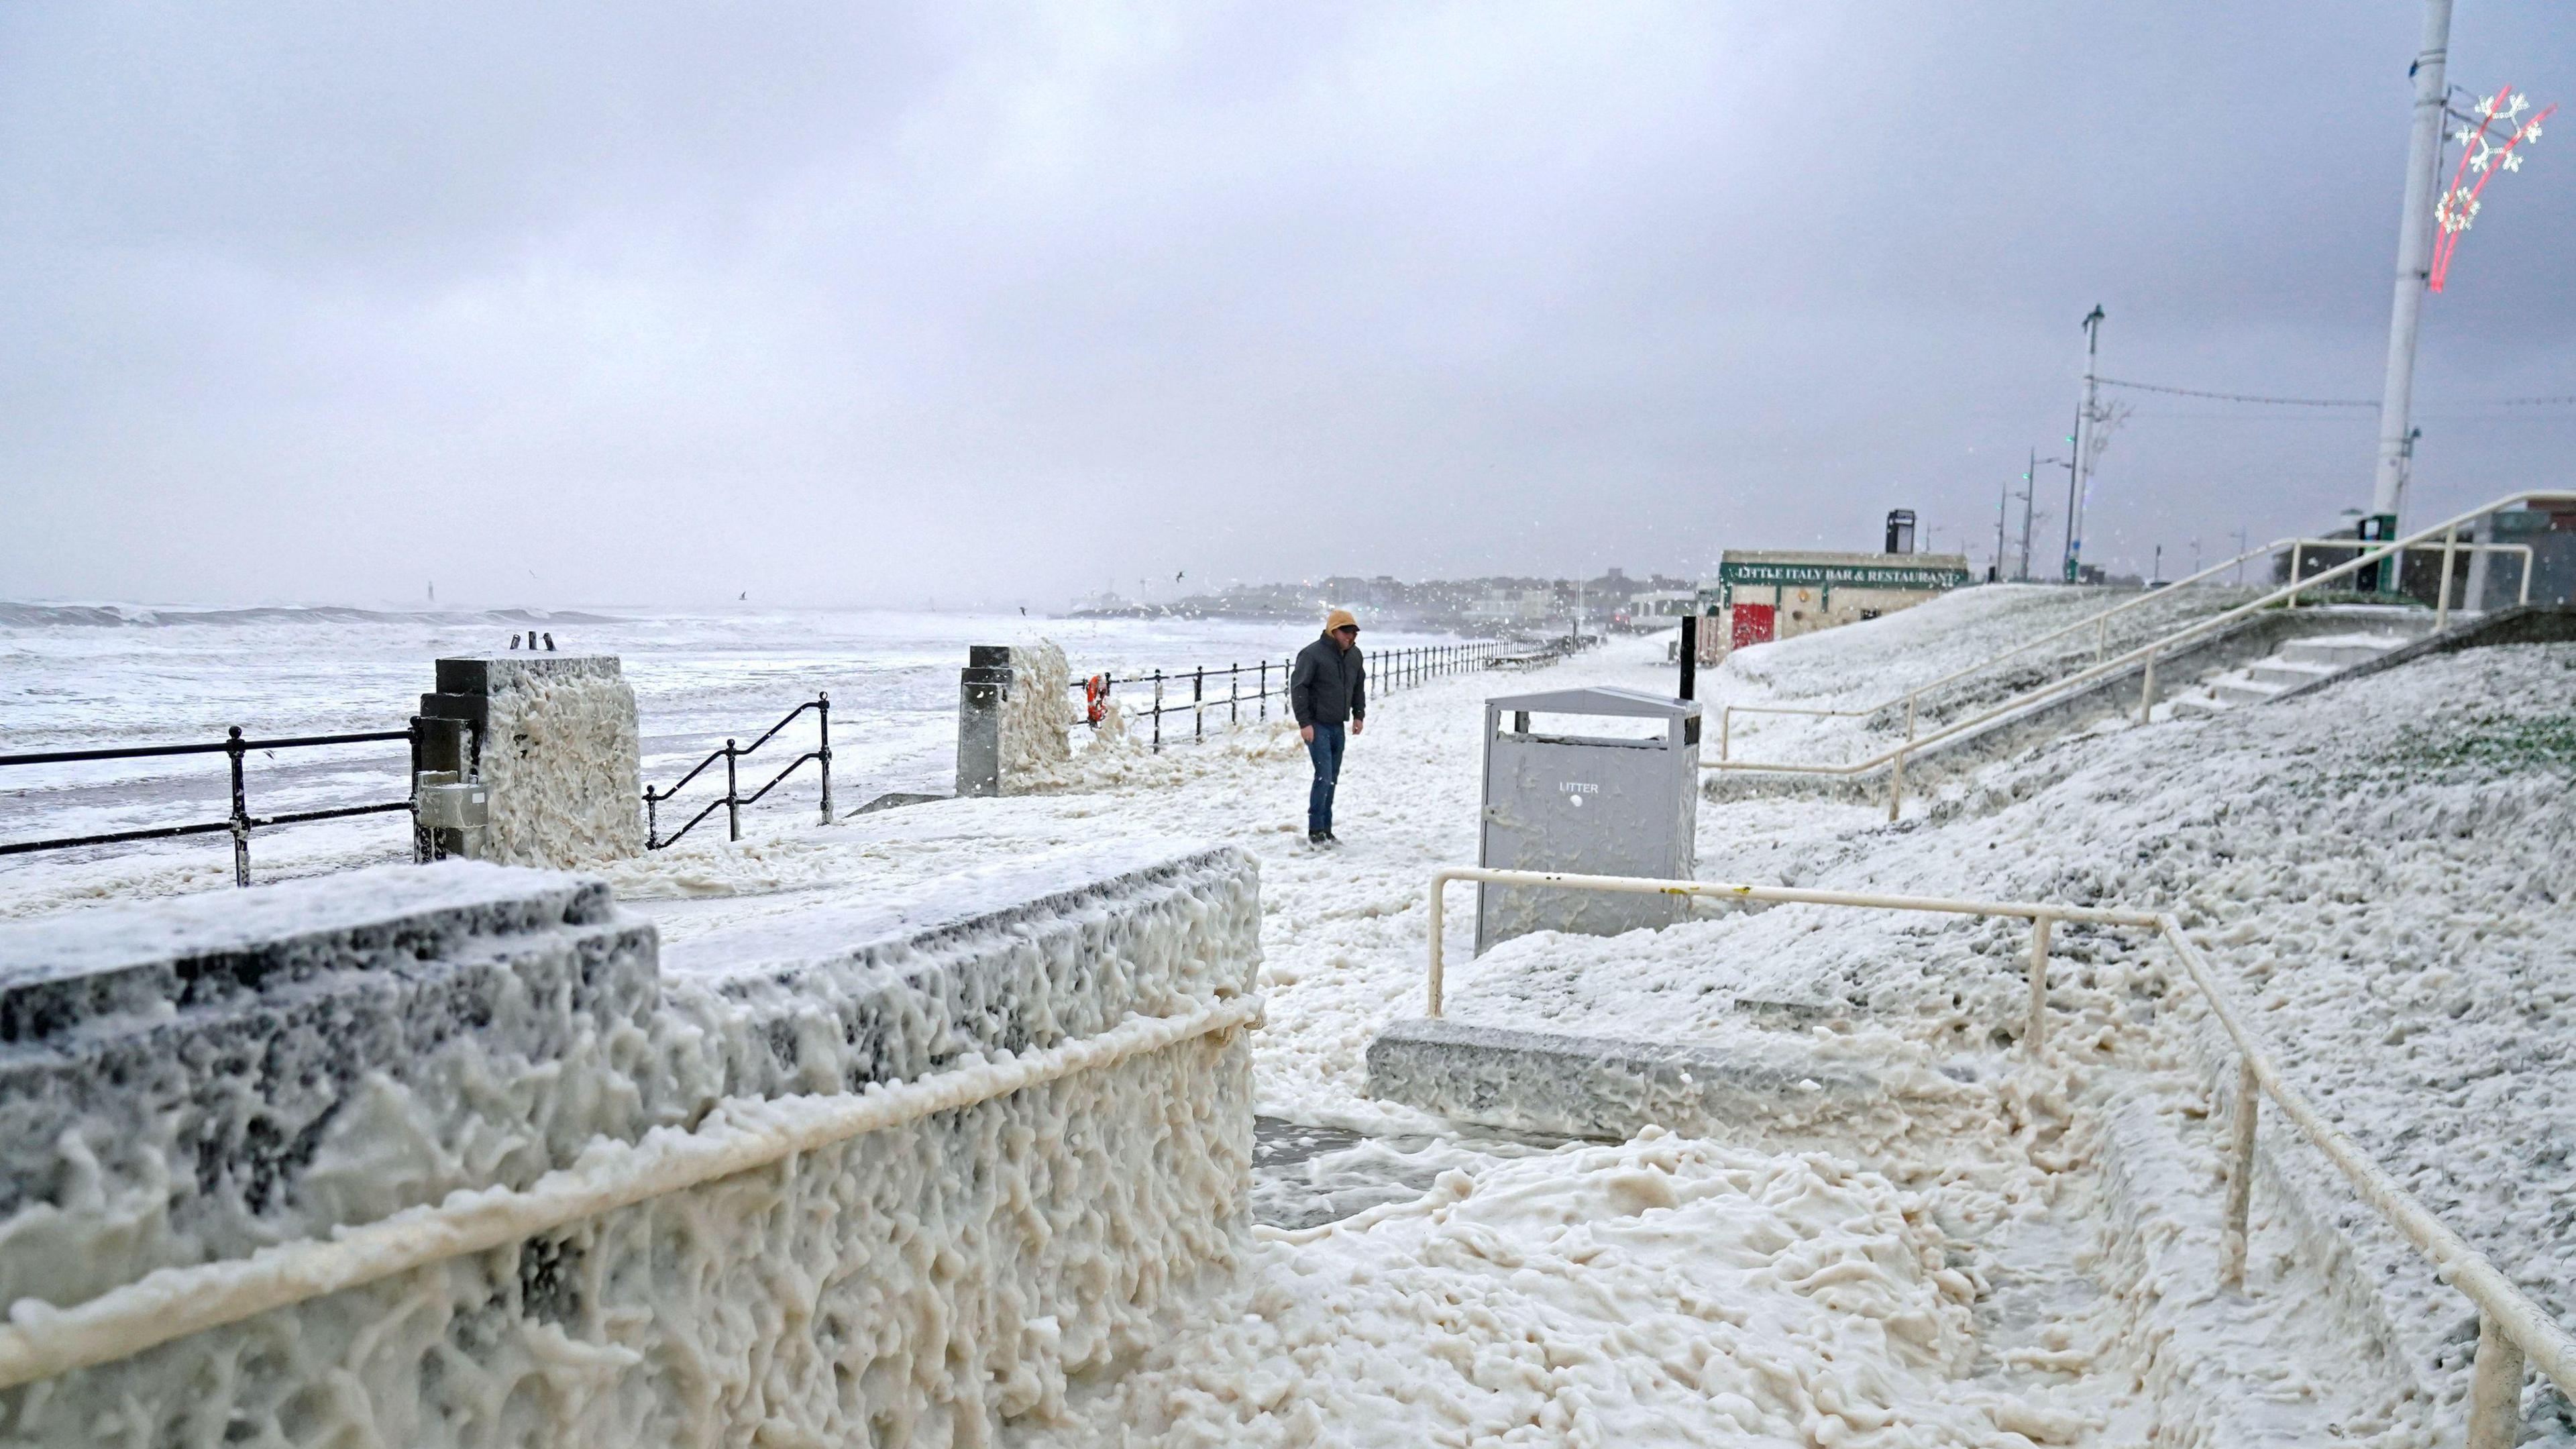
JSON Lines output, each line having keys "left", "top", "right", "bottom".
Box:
{"left": 2429, "top": 86, "right": 2553, "bottom": 292}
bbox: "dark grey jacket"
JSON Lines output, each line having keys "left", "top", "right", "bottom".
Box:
{"left": 1289, "top": 633, "right": 1366, "bottom": 726}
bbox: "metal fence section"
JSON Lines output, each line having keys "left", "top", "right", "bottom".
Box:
{"left": 0, "top": 725, "right": 426, "bottom": 886}
{"left": 643, "top": 694, "right": 833, "bottom": 849}
{"left": 1071, "top": 642, "right": 1504, "bottom": 751}
{"left": 1419, "top": 865, "right": 2575, "bottom": 1447}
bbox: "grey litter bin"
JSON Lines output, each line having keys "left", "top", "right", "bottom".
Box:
{"left": 1476, "top": 685, "right": 1701, "bottom": 955}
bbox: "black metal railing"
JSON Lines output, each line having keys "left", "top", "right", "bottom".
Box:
{"left": 0, "top": 724, "right": 428, "bottom": 886}
{"left": 1070, "top": 642, "right": 1503, "bottom": 751}
{"left": 643, "top": 694, "right": 833, "bottom": 849}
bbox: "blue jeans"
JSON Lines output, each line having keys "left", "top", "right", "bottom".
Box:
{"left": 1305, "top": 722, "right": 1346, "bottom": 835}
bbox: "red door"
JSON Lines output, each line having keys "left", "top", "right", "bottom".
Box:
{"left": 1730, "top": 602, "right": 1776, "bottom": 651}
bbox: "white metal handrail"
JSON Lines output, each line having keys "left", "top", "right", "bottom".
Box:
{"left": 1716, "top": 532, "right": 2289, "bottom": 761}
{"left": 2284, "top": 538, "right": 2532, "bottom": 627}
{"left": 1709, "top": 490, "right": 2576, "bottom": 822}
{"left": 0, "top": 997, "right": 1263, "bottom": 1393}
{"left": 1715, "top": 533, "right": 2534, "bottom": 764}
{"left": 1422, "top": 865, "right": 2573, "bottom": 1444}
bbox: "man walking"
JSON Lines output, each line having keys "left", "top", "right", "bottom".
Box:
{"left": 1291, "top": 608, "right": 1366, "bottom": 845}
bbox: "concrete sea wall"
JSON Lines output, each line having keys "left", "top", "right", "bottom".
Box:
{"left": 0, "top": 841, "right": 1259, "bottom": 1446}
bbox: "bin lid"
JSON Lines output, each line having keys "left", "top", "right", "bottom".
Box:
{"left": 1483, "top": 684, "right": 1699, "bottom": 718}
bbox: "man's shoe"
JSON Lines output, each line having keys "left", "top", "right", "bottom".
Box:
{"left": 1307, "top": 830, "right": 1338, "bottom": 847}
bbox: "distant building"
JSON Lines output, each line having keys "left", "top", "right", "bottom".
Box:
{"left": 1700, "top": 550, "right": 1972, "bottom": 657}
{"left": 1617, "top": 588, "right": 1700, "bottom": 621}
{"left": 1467, "top": 588, "right": 1561, "bottom": 627}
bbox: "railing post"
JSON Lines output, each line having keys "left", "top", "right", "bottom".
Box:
{"left": 645, "top": 788, "right": 660, "bottom": 850}
{"left": 2290, "top": 542, "right": 2302, "bottom": 600}
{"left": 2025, "top": 915, "right": 2052, "bottom": 1054}
{"left": 1260, "top": 659, "right": 1269, "bottom": 718}
{"left": 2223, "top": 1056, "right": 2259, "bottom": 1287}
{"left": 724, "top": 740, "right": 741, "bottom": 843}
{"left": 816, "top": 693, "right": 834, "bottom": 824}
{"left": 2138, "top": 648, "right": 2159, "bottom": 724}
{"left": 2095, "top": 616, "right": 2106, "bottom": 663}
{"left": 1905, "top": 696, "right": 1917, "bottom": 743}
{"left": 1152, "top": 672, "right": 1163, "bottom": 752}
{"left": 2467, "top": 1312, "right": 2528, "bottom": 1449}
{"left": 1193, "top": 667, "right": 1204, "bottom": 740}
{"left": 408, "top": 717, "right": 429, "bottom": 865}
{"left": 1230, "top": 664, "right": 1240, "bottom": 726}
{"left": 1719, "top": 707, "right": 1731, "bottom": 761}
{"left": 225, "top": 726, "right": 250, "bottom": 888}
{"left": 1887, "top": 746, "right": 1905, "bottom": 822}
{"left": 1426, "top": 875, "right": 1446, "bottom": 1017}
{"left": 2435, "top": 525, "right": 2459, "bottom": 632}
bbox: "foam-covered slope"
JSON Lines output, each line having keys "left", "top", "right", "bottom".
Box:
{"left": 1713, "top": 580, "right": 2259, "bottom": 764}
{"left": 1457, "top": 640, "right": 2576, "bottom": 1430}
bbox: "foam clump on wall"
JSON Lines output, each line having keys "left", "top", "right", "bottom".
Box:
{"left": 474, "top": 659, "right": 644, "bottom": 866}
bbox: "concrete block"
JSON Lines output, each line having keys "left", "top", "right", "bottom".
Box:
{"left": 0, "top": 862, "right": 660, "bottom": 1308}
{"left": 423, "top": 654, "right": 643, "bottom": 866}
{"left": 956, "top": 642, "right": 1072, "bottom": 799}
{"left": 1368, "top": 1016, "right": 1892, "bottom": 1145}
{"left": 0, "top": 843, "right": 1262, "bottom": 1448}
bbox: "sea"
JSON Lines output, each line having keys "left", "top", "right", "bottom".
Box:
{"left": 0, "top": 602, "right": 1469, "bottom": 890}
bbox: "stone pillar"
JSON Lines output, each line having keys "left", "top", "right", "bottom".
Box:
{"left": 957, "top": 646, "right": 1010, "bottom": 798}
{"left": 421, "top": 655, "right": 643, "bottom": 866}
{"left": 957, "top": 641, "right": 1072, "bottom": 798}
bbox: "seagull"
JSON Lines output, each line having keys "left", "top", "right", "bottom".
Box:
{"left": 739, "top": 591, "right": 747, "bottom": 600}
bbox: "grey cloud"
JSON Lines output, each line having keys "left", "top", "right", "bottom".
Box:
{"left": 1, "top": 1, "right": 2569, "bottom": 606}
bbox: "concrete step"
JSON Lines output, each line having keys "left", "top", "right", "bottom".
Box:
{"left": 2275, "top": 636, "right": 2406, "bottom": 671}
{"left": 2169, "top": 692, "right": 2234, "bottom": 719}
{"left": 2243, "top": 657, "right": 2340, "bottom": 690}
{"left": 1367, "top": 1016, "right": 1946, "bottom": 1148}
{"left": 2210, "top": 673, "right": 2286, "bottom": 707}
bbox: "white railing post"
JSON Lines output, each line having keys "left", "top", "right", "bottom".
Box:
{"left": 1426, "top": 872, "right": 1449, "bottom": 1017}
{"left": 2468, "top": 1312, "right": 2528, "bottom": 1449}
{"left": 2138, "top": 649, "right": 2158, "bottom": 724}
{"left": 2224, "top": 1056, "right": 2258, "bottom": 1287}
{"left": 2025, "top": 915, "right": 2051, "bottom": 1054}
{"left": 1887, "top": 747, "right": 1905, "bottom": 822}
{"left": 2095, "top": 616, "right": 2106, "bottom": 663}
{"left": 1720, "top": 707, "right": 1733, "bottom": 761}
{"left": 2436, "top": 524, "right": 2460, "bottom": 632}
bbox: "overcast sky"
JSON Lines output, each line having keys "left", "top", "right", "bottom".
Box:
{"left": 3, "top": 2, "right": 2570, "bottom": 609}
